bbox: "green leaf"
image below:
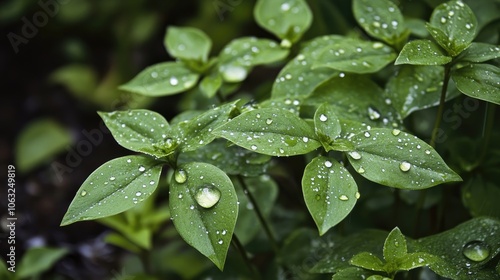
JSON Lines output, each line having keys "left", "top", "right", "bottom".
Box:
{"left": 15, "top": 119, "right": 72, "bottom": 173}
{"left": 165, "top": 26, "right": 212, "bottom": 63}
{"left": 271, "top": 35, "right": 342, "bottom": 99}
{"left": 199, "top": 73, "right": 222, "bottom": 98}
{"left": 176, "top": 101, "right": 238, "bottom": 152}
{"left": 452, "top": 63, "right": 500, "bottom": 105}
{"left": 352, "top": 0, "right": 409, "bottom": 46}
{"left": 61, "top": 155, "right": 163, "bottom": 225}
{"left": 427, "top": 0, "right": 477, "bottom": 56}
{"left": 234, "top": 175, "right": 278, "bottom": 244}
{"left": 302, "top": 156, "right": 358, "bottom": 235}
{"left": 260, "top": 96, "right": 303, "bottom": 116}
{"left": 104, "top": 232, "right": 142, "bottom": 253}
{"left": 218, "top": 37, "right": 288, "bottom": 82}
{"left": 17, "top": 247, "right": 68, "bottom": 278}
{"left": 398, "top": 252, "right": 444, "bottom": 271}
{"left": 0, "top": 260, "right": 13, "bottom": 280}
{"left": 347, "top": 128, "right": 462, "bottom": 189}
{"left": 169, "top": 162, "right": 238, "bottom": 270}
{"left": 213, "top": 108, "right": 321, "bottom": 156}
{"left": 333, "top": 267, "right": 378, "bottom": 280}
{"left": 395, "top": 39, "right": 452, "bottom": 65}
{"left": 179, "top": 140, "right": 271, "bottom": 177}
{"left": 457, "top": 42, "right": 500, "bottom": 63}
{"left": 415, "top": 217, "right": 500, "bottom": 279}
{"left": 313, "top": 103, "right": 342, "bottom": 150}
{"left": 313, "top": 38, "right": 397, "bottom": 73}
{"left": 254, "top": 0, "right": 312, "bottom": 44}
{"left": 404, "top": 18, "right": 429, "bottom": 38}
{"left": 383, "top": 227, "right": 407, "bottom": 264}
{"left": 350, "top": 252, "right": 385, "bottom": 272}
{"left": 385, "top": 65, "right": 449, "bottom": 118}
{"left": 98, "top": 109, "right": 176, "bottom": 158}
{"left": 462, "top": 176, "right": 500, "bottom": 219}
{"left": 119, "top": 62, "right": 199, "bottom": 96}
{"left": 49, "top": 64, "right": 97, "bottom": 101}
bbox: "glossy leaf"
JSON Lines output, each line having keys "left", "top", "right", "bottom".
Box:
{"left": 313, "top": 103, "right": 342, "bottom": 149}
{"left": 457, "top": 42, "right": 500, "bottom": 62}
{"left": 302, "top": 156, "right": 358, "bottom": 235}
{"left": 99, "top": 109, "right": 176, "bottom": 158}
{"left": 383, "top": 227, "right": 407, "bottom": 264}
{"left": 427, "top": 0, "right": 477, "bottom": 56}
{"left": 165, "top": 26, "right": 212, "bottom": 63}
{"left": 271, "top": 35, "right": 342, "bottom": 98}
{"left": 199, "top": 73, "right": 222, "bottom": 98}
{"left": 461, "top": 176, "right": 500, "bottom": 219}
{"left": 254, "top": 0, "right": 312, "bottom": 44}
{"left": 213, "top": 108, "right": 321, "bottom": 156}
{"left": 452, "top": 63, "right": 500, "bottom": 105}
{"left": 119, "top": 62, "right": 199, "bottom": 96}
{"left": 169, "top": 162, "right": 238, "bottom": 270}
{"left": 398, "top": 252, "right": 444, "bottom": 271}
{"left": 350, "top": 252, "right": 385, "bottom": 272}
{"left": 347, "top": 128, "right": 462, "bottom": 189}
{"left": 313, "top": 38, "right": 397, "bottom": 73}
{"left": 260, "top": 96, "right": 303, "bottom": 116}
{"left": 352, "top": 0, "right": 409, "bottom": 46}
{"left": 179, "top": 140, "right": 271, "bottom": 177}
{"left": 234, "top": 175, "right": 278, "bottom": 244}
{"left": 15, "top": 119, "right": 72, "bottom": 173}
{"left": 17, "top": 247, "right": 69, "bottom": 278}
{"left": 175, "top": 101, "right": 238, "bottom": 152}
{"left": 218, "top": 37, "right": 288, "bottom": 82}
{"left": 395, "top": 39, "right": 451, "bottom": 65}
{"left": 61, "top": 155, "right": 163, "bottom": 226}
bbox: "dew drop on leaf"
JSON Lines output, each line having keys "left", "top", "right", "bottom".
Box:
{"left": 339, "top": 195, "right": 349, "bottom": 201}
{"left": 392, "top": 129, "right": 401, "bottom": 136}
{"left": 348, "top": 151, "right": 362, "bottom": 160}
{"left": 399, "top": 161, "right": 411, "bottom": 172}
{"left": 463, "top": 241, "right": 490, "bottom": 262}
{"left": 169, "top": 77, "right": 179, "bottom": 86}
{"left": 135, "top": 192, "right": 142, "bottom": 197}
{"left": 138, "top": 166, "right": 146, "bottom": 172}
{"left": 367, "top": 106, "right": 381, "bottom": 120}
{"left": 355, "top": 192, "right": 361, "bottom": 199}
{"left": 195, "top": 185, "right": 221, "bottom": 209}
{"left": 266, "top": 118, "right": 273, "bottom": 125}
{"left": 174, "top": 169, "right": 187, "bottom": 184}
{"left": 319, "top": 114, "right": 328, "bottom": 122}
{"left": 357, "top": 167, "right": 365, "bottom": 174}
{"left": 324, "top": 161, "right": 333, "bottom": 168}
{"left": 110, "top": 176, "right": 116, "bottom": 181}
{"left": 80, "top": 190, "right": 88, "bottom": 197}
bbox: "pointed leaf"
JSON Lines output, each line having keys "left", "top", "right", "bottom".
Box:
{"left": 218, "top": 37, "right": 288, "bottom": 82}
{"left": 99, "top": 110, "right": 176, "bottom": 158}
{"left": 302, "top": 156, "right": 358, "bottom": 235}
{"left": 165, "top": 26, "right": 212, "bottom": 63}
{"left": 395, "top": 39, "right": 451, "bottom": 65}
{"left": 383, "top": 227, "right": 407, "bottom": 263}
{"left": 213, "top": 108, "right": 321, "bottom": 156}
{"left": 452, "top": 63, "right": 500, "bottom": 105}
{"left": 199, "top": 73, "right": 222, "bottom": 98}
{"left": 458, "top": 42, "right": 500, "bottom": 63}
{"left": 61, "top": 155, "right": 163, "bottom": 225}
{"left": 427, "top": 0, "right": 477, "bottom": 56}
{"left": 347, "top": 128, "right": 462, "bottom": 189}
{"left": 314, "top": 103, "right": 342, "bottom": 148}
{"left": 254, "top": 0, "right": 312, "bottom": 43}
{"left": 17, "top": 247, "right": 69, "bottom": 278}
{"left": 169, "top": 162, "right": 238, "bottom": 270}
{"left": 119, "top": 62, "right": 199, "bottom": 96}
{"left": 313, "top": 38, "right": 397, "bottom": 73}
{"left": 350, "top": 252, "right": 386, "bottom": 272}
{"left": 352, "top": 0, "right": 409, "bottom": 46}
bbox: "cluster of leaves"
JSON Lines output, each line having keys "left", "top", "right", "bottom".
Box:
{"left": 60, "top": 0, "right": 500, "bottom": 278}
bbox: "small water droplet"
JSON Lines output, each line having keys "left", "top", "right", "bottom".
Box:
{"left": 151, "top": 71, "right": 158, "bottom": 78}
{"left": 324, "top": 161, "right": 333, "bottom": 168}
{"left": 392, "top": 129, "right": 401, "bottom": 136}
{"left": 170, "top": 77, "right": 179, "bottom": 86}
{"left": 149, "top": 180, "right": 155, "bottom": 185}
{"left": 355, "top": 192, "right": 361, "bottom": 199}
{"left": 302, "top": 137, "right": 309, "bottom": 143}
{"left": 348, "top": 151, "right": 362, "bottom": 160}
{"left": 266, "top": 118, "right": 273, "bottom": 125}
{"left": 126, "top": 159, "right": 132, "bottom": 163}
{"left": 399, "top": 161, "right": 411, "bottom": 172}
{"left": 315, "top": 194, "right": 321, "bottom": 201}
{"left": 463, "top": 241, "right": 490, "bottom": 262}
{"left": 174, "top": 169, "right": 187, "bottom": 184}
{"left": 425, "top": 150, "right": 431, "bottom": 155}
{"left": 281, "top": 2, "right": 290, "bottom": 11}
{"left": 339, "top": 195, "right": 349, "bottom": 201}
{"left": 110, "top": 176, "right": 116, "bottom": 181}
{"left": 218, "top": 239, "right": 224, "bottom": 245}
{"left": 136, "top": 192, "right": 142, "bottom": 197}
{"left": 364, "top": 131, "right": 371, "bottom": 138}
{"left": 319, "top": 114, "right": 328, "bottom": 122}
{"left": 138, "top": 166, "right": 145, "bottom": 172}
{"left": 357, "top": 167, "right": 365, "bottom": 174}
{"left": 195, "top": 185, "right": 221, "bottom": 209}
{"left": 440, "top": 17, "right": 447, "bottom": 23}
{"left": 222, "top": 230, "right": 227, "bottom": 235}
{"left": 251, "top": 145, "right": 258, "bottom": 150}
{"left": 80, "top": 190, "right": 87, "bottom": 197}
{"left": 178, "top": 193, "right": 183, "bottom": 199}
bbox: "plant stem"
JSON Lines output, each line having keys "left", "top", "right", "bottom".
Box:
{"left": 231, "top": 234, "right": 261, "bottom": 279}
{"left": 414, "top": 64, "right": 452, "bottom": 236}
{"left": 236, "top": 175, "right": 279, "bottom": 253}
{"left": 477, "top": 102, "right": 496, "bottom": 165}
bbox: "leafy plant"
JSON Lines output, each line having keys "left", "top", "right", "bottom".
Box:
{"left": 60, "top": 0, "right": 500, "bottom": 278}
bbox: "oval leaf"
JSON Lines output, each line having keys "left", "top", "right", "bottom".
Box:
{"left": 347, "top": 128, "right": 462, "bottom": 189}
{"left": 383, "top": 227, "right": 407, "bottom": 263}
{"left": 99, "top": 109, "right": 176, "bottom": 158}
{"left": 457, "top": 42, "right": 500, "bottom": 63}
{"left": 213, "top": 108, "right": 321, "bottom": 156}
{"left": 61, "top": 155, "right": 163, "bottom": 226}
{"left": 165, "top": 26, "right": 212, "bottom": 62}
{"left": 395, "top": 39, "right": 451, "bottom": 65}
{"left": 302, "top": 156, "right": 359, "bottom": 235}
{"left": 169, "top": 162, "right": 238, "bottom": 270}
{"left": 313, "top": 38, "right": 397, "bottom": 73}
{"left": 254, "top": 0, "right": 312, "bottom": 43}
{"left": 314, "top": 103, "right": 342, "bottom": 150}
{"left": 119, "top": 62, "right": 199, "bottom": 96}
{"left": 452, "top": 63, "right": 500, "bottom": 105}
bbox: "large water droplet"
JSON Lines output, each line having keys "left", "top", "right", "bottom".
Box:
{"left": 221, "top": 65, "right": 248, "bottom": 82}
{"left": 463, "top": 241, "right": 490, "bottom": 262}
{"left": 195, "top": 185, "right": 221, "bottom": 209}
{"left": 392, "top": 129, "right": 401, "bottom": 136}
{"left": 399, "top": 161, "right": 411, "bottom": 172}
{"left": 174, "top": 169, "right": 187, "bottom": 184}
{"left": 348, "top": 151, "right": 362, "bottom": 160}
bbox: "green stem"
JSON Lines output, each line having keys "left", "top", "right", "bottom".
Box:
{"left": 231, "top": 235, "right": 261, "bottom": 279}
{"left": 237, "top": 175, "right": 279, "bottom": 253}
{"left": 414, "top": 64, "right": 452, "bottom": 236}
{"left": 477, "top": 102, "right": 496, "bottom": 165}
